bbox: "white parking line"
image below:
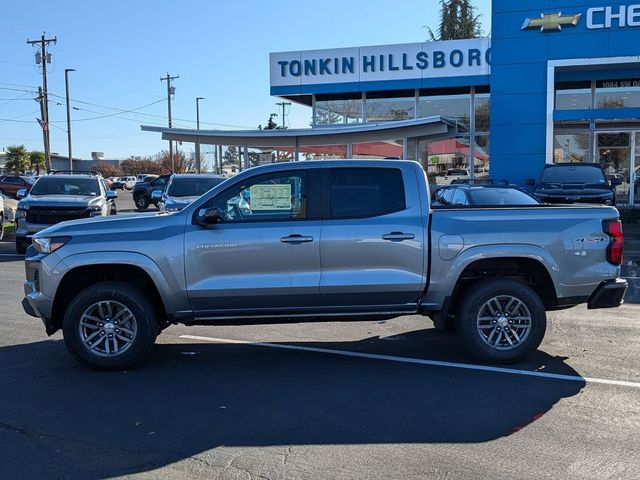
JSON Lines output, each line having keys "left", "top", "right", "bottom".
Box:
{"left": 180, "top": 334, "right": 640, "bottom": 389}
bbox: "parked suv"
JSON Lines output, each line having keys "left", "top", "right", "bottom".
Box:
{"left": 132, "top": 174, "right": 171, "bottom": 210}
{"left": 15, "top": 173, "right": 117, "bottom": 254}
{"left": 155, "top": 173, "right": 227, "bottom": 212}
{"left": 0, "top": 175, "right": 36, "bottom": 199}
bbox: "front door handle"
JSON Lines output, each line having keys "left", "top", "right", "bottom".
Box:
{"left": 281, "top": 234, "right": 314, "bottom": 243}
{"left": 382, "top": 232, "right": 415, "bottom": 241}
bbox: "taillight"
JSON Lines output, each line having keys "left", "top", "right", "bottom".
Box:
{"left": 603, "top": 219, "right": 623, "bottom": 266}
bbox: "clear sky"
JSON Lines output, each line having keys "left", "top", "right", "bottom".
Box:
{"left": 0, "top": 0, "right": 491, "bottom": 160}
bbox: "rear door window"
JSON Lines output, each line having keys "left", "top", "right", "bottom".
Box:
{"left": 329, "top": 168, "right": 405, "bottom": 219}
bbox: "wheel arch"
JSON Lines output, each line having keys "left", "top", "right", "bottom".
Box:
{"left": 450, "top": 256, "right": 558, "bottom": 315}
{"left": 50, "top": 262, "right": 171, "bottom": 335}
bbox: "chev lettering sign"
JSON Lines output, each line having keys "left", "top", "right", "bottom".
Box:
{"left": 270, "top": 38, "right": 490, "bottom": 88}
{"left": 587, "top": 4, "right": 640, "bottom": 29}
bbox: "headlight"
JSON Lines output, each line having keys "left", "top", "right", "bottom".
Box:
{"left": 32, "top": 236, "right": 71, "bottom": 254}
{"left": 16, "top": 208, "right": 27, "bottom": 219}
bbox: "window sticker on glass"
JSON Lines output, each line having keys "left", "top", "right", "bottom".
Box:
{"left": 250, "top": 184, "right": 292, "bottom": 210}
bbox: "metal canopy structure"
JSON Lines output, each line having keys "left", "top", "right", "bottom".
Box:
{"left": 141, "top": 116, "right": 460, "bottom": 167}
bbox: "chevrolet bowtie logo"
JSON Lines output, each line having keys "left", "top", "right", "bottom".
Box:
{"left": 522, "top": 12, "right": 582, "bottom": 32}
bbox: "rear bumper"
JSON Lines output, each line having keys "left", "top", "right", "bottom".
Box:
{"left": 587, "top": 278, "right": 628, "bottom": 309}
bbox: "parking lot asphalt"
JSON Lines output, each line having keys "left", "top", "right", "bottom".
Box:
{"left": 1, "top": 191, "right": 640, "bottom": 479}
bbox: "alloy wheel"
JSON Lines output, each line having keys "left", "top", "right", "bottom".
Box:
{"left": 78, "top": 301, "right": 138, "bottom": 357}
{"left": 476, "top": 295, "right": 532, "bottom": 351}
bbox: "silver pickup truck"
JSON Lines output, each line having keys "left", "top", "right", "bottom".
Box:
{"left": 22, "top": 160, "right": 627, "bottom": 370}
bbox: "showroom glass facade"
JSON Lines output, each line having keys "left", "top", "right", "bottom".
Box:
{"left": 311, "top": 86, "right": 490, "bottom": 182}
{"left": 554, "top": 78, "right": 640, "bottom": 205}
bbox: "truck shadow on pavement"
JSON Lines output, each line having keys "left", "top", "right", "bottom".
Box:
{"left": 0, "top": 333, "right": 585, "bottom": 479}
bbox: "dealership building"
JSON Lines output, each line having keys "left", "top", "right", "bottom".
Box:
{"left": 144, "top": 0, "right": 640, "bottom": 206}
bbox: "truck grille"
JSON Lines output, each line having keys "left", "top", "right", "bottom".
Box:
{"left": 26, "top": 207, "right": 91, "bottom": 224}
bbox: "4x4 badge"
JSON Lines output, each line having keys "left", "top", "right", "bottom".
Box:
{"left": 522, "top": 12, "right": 581, "bottom": 32}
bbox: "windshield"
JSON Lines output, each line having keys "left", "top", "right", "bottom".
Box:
{"left": 30, "top": 177, "right": 100, "bottom": 196}
{"left": 541, "top": 165, "right": 606, "bottom": 184}
{"left": 467, "top": 188, "right": 539, "bottom": 205}
{"left": 168, "top": 177, "right": 225, "bottom": 197}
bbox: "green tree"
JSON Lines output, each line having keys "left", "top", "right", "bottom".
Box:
{"left": 4, "top": 145, "right": 30, "bottom": 174}
{"left": 427, "top": 0, "right": 483, "bottom": 41}
{"left": 264, "top": 113, "right": 280, "bottom": 130}
{"left": 29, "top": 151, "right": 46, "bottom": 175}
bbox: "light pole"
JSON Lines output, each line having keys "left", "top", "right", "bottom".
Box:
{"left": 65, "top": 68, "right": 75, "bottom": 171}
{"left": 195, "top": 97, "right": 204, "bottom": 173}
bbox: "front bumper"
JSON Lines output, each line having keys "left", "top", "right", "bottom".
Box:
{"left": 587, "top": 278, "right": 628, "bottom": 309}
{"left": 22, "top": 253, "right": 57, "bottom": 334}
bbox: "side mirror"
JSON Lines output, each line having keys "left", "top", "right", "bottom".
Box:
{"left": 195, "top": 207, "right": 221, "bottom": 226}
{"left": 16, "top": 188, "right": 27, "bottom": 200}
{"left": 151, "top": 189, "right": 163, "bottom": 201}
{"left": 106, "top": 190, "right": 118, "bottom": 200}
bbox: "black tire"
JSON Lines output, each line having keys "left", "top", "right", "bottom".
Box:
{"left": 63, "top": 281, "right": 158, "bottom": 370}
{"left": 16, "top": 237, "right": 28, "bottom": 255}
{"left": 134, "top": 194, "right": 149, "bottom": 210}
{"left": 456, "top": 279, "right": 546, "bottom": 364}
{"left": 110, "top": 204, "right": 117, "bottom": 215}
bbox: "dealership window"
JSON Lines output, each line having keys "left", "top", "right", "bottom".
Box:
{"left": 365, "top": 90, "right": 416, "bottom": 122}
{"left": 595, "top": 79, "right": 640, "bottom": 109}
{"left": 553, "top": 132, "right": 591, "bottom": 163}
{"left": 299, "top": 144, "right": 348, "bottom": 160}
{"left": 352, "top": 139, "right": 404, "bottom": 159}
{"left": 418, "top": 89, "right": 471, "bottom": 131}
{"left": 555, "top": 81, "right": 591, "bottom": 110}
{"left": 474, "top": 135, "right": 490, "bottom": 175}
{"left": 474, "top": 93, "right": 490, "bottom": 133}
{"left": 315, "top": 93, "right": 363, "bottom": 125}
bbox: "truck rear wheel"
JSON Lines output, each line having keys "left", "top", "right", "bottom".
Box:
{"left": 456, "top": 279, "right": 546, "bottom": 364}
{"left": 62, "top": 281, "right": 158, "bottom": 370}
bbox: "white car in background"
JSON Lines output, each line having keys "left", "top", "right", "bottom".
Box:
{"left": 123, "top": 176, "right": 137, "bottom": 190}
{"left": 0, "top": 193, "right": 16, "bottom": 240}
{"left": 435, "top": 168, "right": 471, "bottom": 186}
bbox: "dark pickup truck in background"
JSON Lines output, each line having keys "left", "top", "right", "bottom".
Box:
{"left": 132, "top": 174, "right": 171, "bottom": 210}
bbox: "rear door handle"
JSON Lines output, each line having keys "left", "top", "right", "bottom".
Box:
{"left": 382, "top": 232, "right": 415, "bottom": 241}
{"left": 281, "top": 234, "right": 314, "bottom": 243}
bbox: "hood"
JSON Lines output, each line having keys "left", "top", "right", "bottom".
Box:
{"left": 33, "top": 211, "right": 168, "bottom": 238}
{"left": 164, "top": 195, "right": 198, "bottom": 210}
{"left": 534, "top": 183, "right": 613, "bottom": 197}
{"left": 21, "top": 194, "right": 101, "bottom": 207}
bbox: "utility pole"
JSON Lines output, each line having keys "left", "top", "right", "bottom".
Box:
{"left": 65, "top": 68, "right": 75, "bottom": 171}
{"left": 275, "top": 101, "right": 291, "bottom": 128}
{"left": 195, "top": 97, "right": 204, "bottom": 174}
{"left": 160, "top": 73, "right": 178, "bottom": 172}
{"left": 27, "top": 32, "right": 57, "bottom": 172}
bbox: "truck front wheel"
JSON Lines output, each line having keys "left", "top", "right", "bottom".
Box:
{"left": 456, "top": 279, "right": 546, "bottom": 364}
{"left": 62, "top": 281, "right": 158, "bottom": 370}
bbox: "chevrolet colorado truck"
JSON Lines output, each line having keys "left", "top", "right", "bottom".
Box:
{"left": 22, "top": 160, "right": 627, "bottom": 370}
